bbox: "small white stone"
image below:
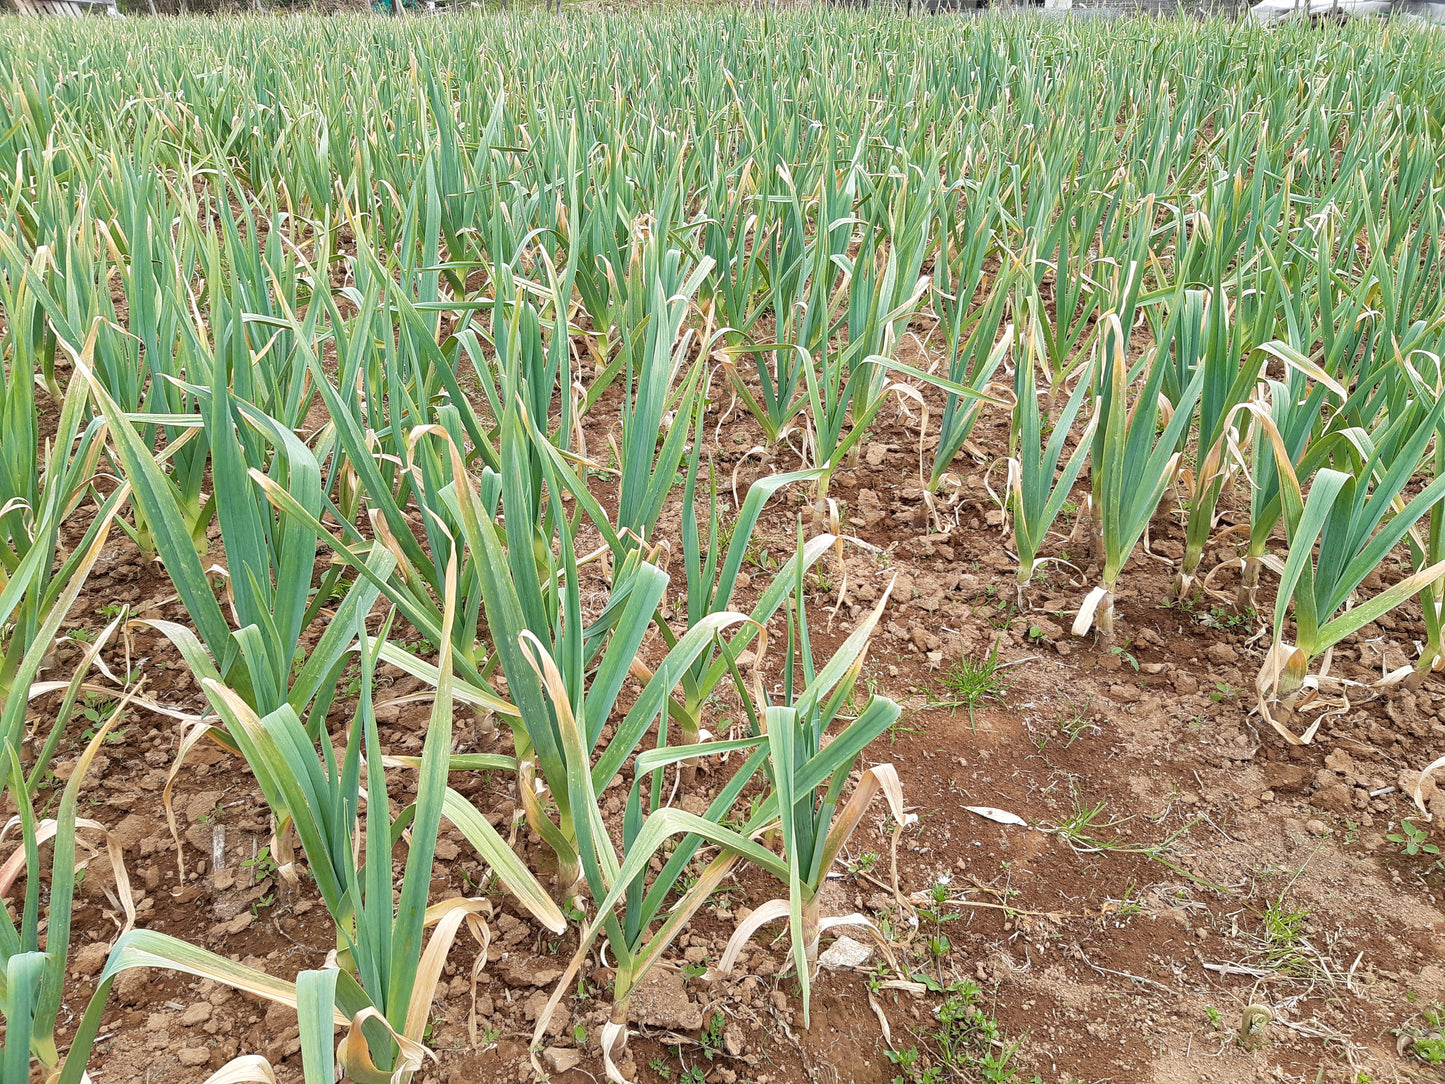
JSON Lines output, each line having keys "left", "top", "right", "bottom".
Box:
{"left": 818, "top": 936, "right": 874, "bottom": 971}
{"left": 543, "top": 1047, "right": 582, "bottom": 1074}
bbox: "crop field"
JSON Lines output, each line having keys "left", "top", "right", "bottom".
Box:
{"left": 3, "top": 8, "right": 1445, "bottom": 1084}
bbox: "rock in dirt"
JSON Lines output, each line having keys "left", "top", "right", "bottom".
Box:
{"left": 114, "top": 967, "right": 153, "bottom": 1006}
{"left": 543, "top": 1047, "right": 582, "bottom": 1074}
{"left": 184, "top": 822, "right": 213, "bottom": 853}
{"left": 855, "top": 489, "right": 886, "bottom": 528}
{"left": 1030, "top": 617, "right": 1064, "bottom": 641}
{"left": 817, "top": 936, "right": 874, "bottom": 971}
{"left": 501, "top": 959, "right": 564, "bottom": 988}
{"left": 111, "top": 814, "right": 153, "bottom": 852}
{"left": 434, "top": 838, "right": 460, "bottom": 862}
{"left": 628, "top": 968, "right": 703, "bottom": 1031}
{"left": 1306, "top": 819, "right": 1330, "bottom": 837}
{"left": 265, "top": 1031, "right": 302, "bottom": 1062}
{"left": 71, "top": 940, "right": 110, "bottom": 978}
{"left": 1315, "top": 784, "right": 1356, "bottom": 815}
{"left": 978, "top": 551, "right": 1013, "bottom": 572}
{"left": 264, "top": 1000, "right": 295, "bottom": 1029}
{"left": 184, "top": 790, "right": 223, "bottom": 825}
{"left": 524, "top": 991, "right": 569, "bottom": 1037}
{"left": 1386, "top": 692, "right": 1421, "bottom": 727}
{"left": 213, "top": 912, "right": 253, "bottom": 937}
{"left": 177, "top": 1048, "right": 211, "bottom": 1067}
{"left": 1263, "top": 763, "right": 1312, "bottom": 793}
{"left": 1205, "top": 642, "right": 1238, "bottom": 664}
{"left": 724, "top": 1023, "right": 747, "bottom": 1057}
{"left": 496, "top": 913, "right": 530, "bottom": 945}
{"left": 180, "top": 1002, "right": 213, "bottom": 1027}
{"left": 1401, "top": 769, "right": 1438, "bottom": 807}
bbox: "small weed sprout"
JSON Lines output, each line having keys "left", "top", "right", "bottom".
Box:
{"left": 1405, "top": 1004, "right": 1445, "bottom": 1065}
{"left": 848, "top": 850, "right": 881, "bottom": 876}
{"left": 935, "top": 639, "right": 1010, "bottom": 724}
{"left": 888, "top": 979, "right": 1042, "bottom": 1083}
{"left": 917, "top": 879, "right": 962, "bottom": 988}
{"left": 1387, "top": 820, "right": 1439, "bottom": 857}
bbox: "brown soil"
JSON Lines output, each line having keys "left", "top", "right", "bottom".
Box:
{"left": 15, "top": 353, "right": 1445, "bottom": 1084}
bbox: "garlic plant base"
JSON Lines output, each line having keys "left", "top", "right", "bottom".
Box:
{"left": 339, "top": 1005, "right": 428, "bottom": 1084}
{"left": 600, "top": 1021, "right": 629, "bottom": 1084}
{"left": 1171, "top": 571, "right": 1196, "bottom": 602}
{"left": 1070, "top": 586, "right": 1109, "bottom": 638}
{"left": 1404, "top": 652, "right": 1445, "bottom": 691}
{"left": 1254, "top": 642, "right": 1409, "bottom": 746}
{"left": 715, "top": 901, "right": 884, "bottom": 979}
{"left": 1195, "top": 555, "right": 1252, "bottom": 606}
{"left": 1255, "top": 641, "right": 1325, "bottom": 745}
{"left": 196, "top": 1055, "right": 279, "bottom": 1084}
{"left": 1256, "top": 690, "right": 1325, "bottom": 746}
{"left": 1234, "top": 553, "right": 1284, "bottom": 615}
{"left": 715, "top": 899, "right": 789, "bottom": 975}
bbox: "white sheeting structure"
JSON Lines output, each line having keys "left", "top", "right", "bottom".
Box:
{"left": 1249, "top": 0, "right": 1443, "bottom": 20}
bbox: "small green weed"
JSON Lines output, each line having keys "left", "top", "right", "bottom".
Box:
{"left": 242, "top": 845, "right": 279, "bottom": 883}
{"left": 934, "top": 639, "right": 1009, "bottom": 724}
{"left": 1387, "top": 820, "right": 1439, "bottom": 857}
{"left": 918, "top": 880, "right": 962, "bottom": 988}
{"left": 887, "top": 980, "right": 1041, "bottom": 1084}
{"left": 1408, "top": 1004, "right": 1445, "bottom": 1065}
{"left": 848, "top": 850, "right": 881, "bottom": 876}
{"left": 1414, "top": 1037, "right": 1445, "bottom": 1066}
{"left": 1251, "top": 893, "right": 1314, "bottom": 975}
{"left": 699, "top": 1012, "right": 726, "bottom": 1059}
{"left": 1057, "top": 696, "right": 1096, "bottom": 745}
